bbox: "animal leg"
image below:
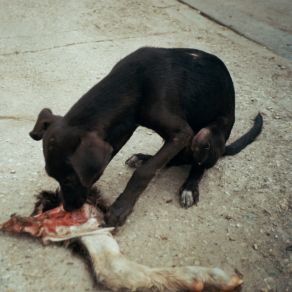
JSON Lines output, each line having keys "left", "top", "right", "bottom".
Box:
{"left": 81, "top": 232, "right": 243, "bottom": 291}
{"left": 179, "top": 164, "right": 205, "bottom": 208}
{"left": 106, "top": 123, "right": 194, "bottom": 226}
{"left": 125, "top": 153, "right": 153, "bottom": 168}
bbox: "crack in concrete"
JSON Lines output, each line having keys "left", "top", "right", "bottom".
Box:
{"left": 0, "top": 39, "right": 115, "bottom": 56}
{"left": 154, "top": 5, "right": 177, "bottom": 9}
{"left": 0, "top": 115, "right": 34, "bottom": 122}
{"left": 0, "top": 31, "right": 178, "bottom": 57}
{"left": 178, "top": 0, "right": 292, "bottom": 59}
{"left": 0, "top": 30, "right": 82, "bottom": 41}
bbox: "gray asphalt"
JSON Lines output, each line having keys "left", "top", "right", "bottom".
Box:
{"left": 181, "top": 0, "right": 292, "bottom": 60}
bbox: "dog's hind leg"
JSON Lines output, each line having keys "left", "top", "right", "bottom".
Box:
{"left": 179, "top": 164, "right": 204, "bottom": 208}
{"left": 125, "top": 153, "right": 153, "bottom": 168}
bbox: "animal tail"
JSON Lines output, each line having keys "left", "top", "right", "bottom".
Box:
{"left": 224, "top": 112, "right": 263, "bottom": 156}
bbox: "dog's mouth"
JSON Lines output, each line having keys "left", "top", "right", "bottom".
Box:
{"left": 0, "top": 187, "right": 111, "bottom": 244}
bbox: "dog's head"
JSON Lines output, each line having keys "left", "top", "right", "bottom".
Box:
{"left": 29, "top": 108, "right": 113, "bottom": 211}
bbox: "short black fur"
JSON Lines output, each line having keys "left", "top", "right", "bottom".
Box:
{"left": 224, "top": 113, "right": 263, "bottom": 156}
{"left": 29, "top": 47, "right": 261, "bottom": 226}
{"left": 32, "top": 187, "right": 108, "bottom": 216}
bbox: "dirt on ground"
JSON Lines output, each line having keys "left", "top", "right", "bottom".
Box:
{"left": 0, "top": 1, "right": 291, "bottom": 291}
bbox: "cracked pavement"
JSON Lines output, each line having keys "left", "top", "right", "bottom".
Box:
{"left": 0, "top": 1, "right": 291, "bottom": 291}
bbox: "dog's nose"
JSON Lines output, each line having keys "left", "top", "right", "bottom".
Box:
{"left": 29, "top": 131, "right": 42, "bottom": 141}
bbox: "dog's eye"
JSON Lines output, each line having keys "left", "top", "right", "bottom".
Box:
{"left": 203, "top": 143, "right": 210, "bottom": 150}
{"left": 43, "top": 122, "right": 50, "bottom": 130}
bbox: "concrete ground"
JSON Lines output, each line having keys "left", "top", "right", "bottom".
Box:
{"left": 181, "top": 0, "right": 292, "bottom": 60}
{"left": 0, "top": 1, "right": 291, "bottom": 291}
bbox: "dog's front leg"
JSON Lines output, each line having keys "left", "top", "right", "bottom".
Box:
{"left": 105, "top": 126, "right": 193, "bottom": 226}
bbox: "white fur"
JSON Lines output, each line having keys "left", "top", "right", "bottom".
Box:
{"left": 180, "top": 190, "right": 195, "bottom": 208}
{"left": 80, "top": 231, "right": 242, "bottom": 291}
{"left": 43, "top": 205, "right": 242, "bottom": 291}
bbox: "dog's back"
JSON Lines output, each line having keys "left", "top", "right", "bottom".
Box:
{"left": 110, "top": 47, "right": 235, "bottom": 135}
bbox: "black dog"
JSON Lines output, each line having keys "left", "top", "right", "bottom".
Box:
{"left": 191, "top": 113, "right": 263, "bottom": 168}
{"left": 128, "top": 112, "right": 262, "bottom": 208}
{"left": 30, "top": 47, "right": 257, "bottom": 226}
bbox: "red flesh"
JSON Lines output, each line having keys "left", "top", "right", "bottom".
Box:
{"left": 0, "top": 205, "right": 91, "bottom": 238}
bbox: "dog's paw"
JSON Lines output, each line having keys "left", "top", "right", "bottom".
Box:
{"left": 125, "top": 153, "right": 152, "bottom": 168}
{"left": 104, "top": 205, "right": 132, "bottom": 227}
{"left": 179, "top": 187, "right": 200, "bottom": 208}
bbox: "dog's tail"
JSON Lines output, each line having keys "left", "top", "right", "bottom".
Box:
{"left": 224, "top": 113, "right": 263, "bottom": 156}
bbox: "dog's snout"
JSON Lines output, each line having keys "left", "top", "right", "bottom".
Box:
{"left": 60, "top": 180, "right": 88, "bottom": 212}
{"left": 62, "top": 191, "right": 86, "bottom": 211}
{"left": 62, "top": 176, "right": 77, "bottom": 185}
{"left": 29, "top": 131, "right": 42, "bottom": 141}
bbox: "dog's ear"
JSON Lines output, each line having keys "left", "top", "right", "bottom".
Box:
{"left": 29, "top": 108, "right": 58, "bottom": 141}
{"left": 70, "top": 133, "right": 113, "bottom": 187}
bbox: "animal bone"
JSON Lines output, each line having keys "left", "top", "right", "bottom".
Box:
{"left": 0, "top": 204, "right": 243, "bottom": 291}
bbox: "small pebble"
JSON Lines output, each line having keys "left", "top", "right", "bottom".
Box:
{"left": 224, "top": 214, "right": 232, "bottom": 220}
{"left": 277, "top": 64, "right": 286, "bottom": 69}
{"left": 253, "top": 244, "right": 258, "bottom": 250}
{"left": 160, "top": 235, "right": 168, "bottom": 241}
{"left": 10, "top": 170, "right": 16, "bottom": 174}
